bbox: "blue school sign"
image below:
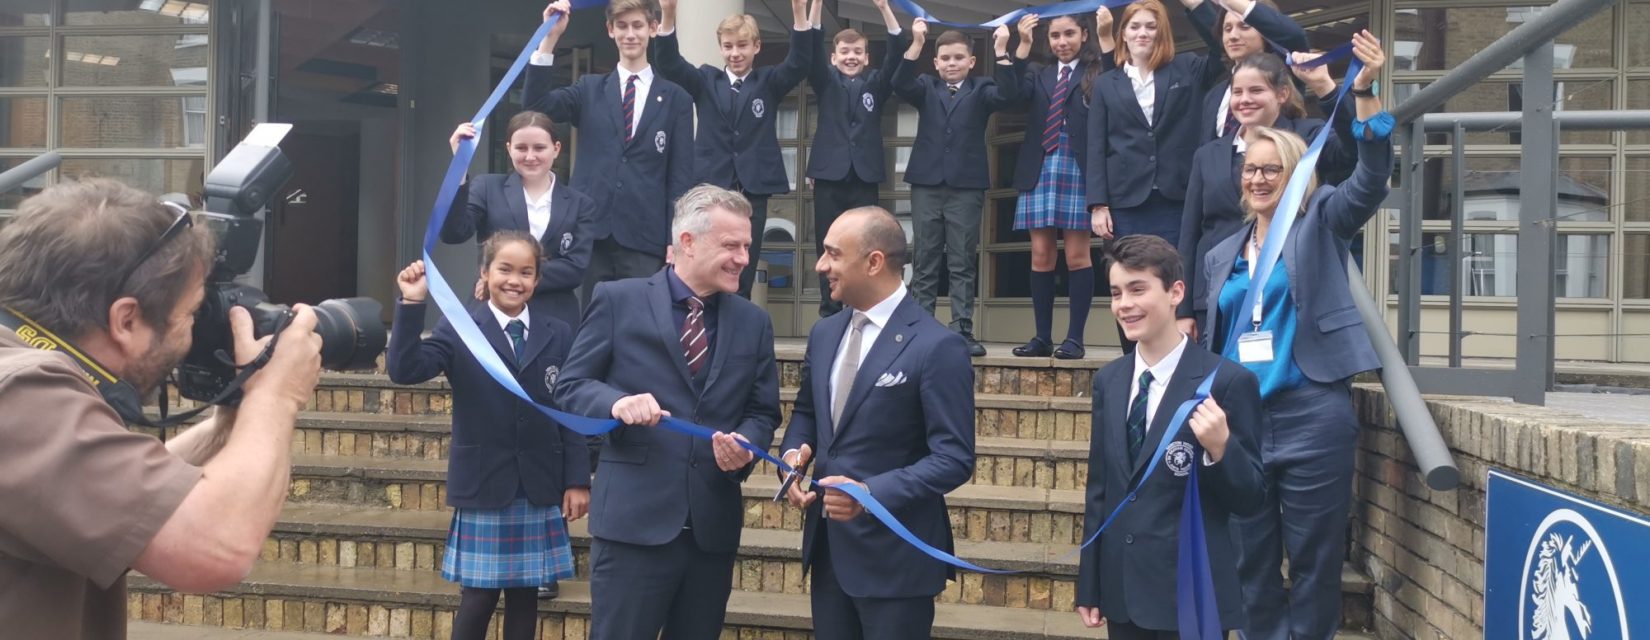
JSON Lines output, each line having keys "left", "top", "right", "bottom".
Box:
{"left": 1486, "top": 469, "right": 1648, "bottom": 640}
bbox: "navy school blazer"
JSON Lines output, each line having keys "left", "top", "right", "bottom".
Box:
{"left": 1085, "top": 2, "right": 1224, "bottom": 209}
{"left": 806, "top": 28, "right": 908, "bottom": 184}
{"left": 654, "top": 28, "right": 813, "bottom": 196}
{"left": 893, "top": 57, "right": 1026, "bottom": 190}
{"left": 777, "top": 295, "right": 976, "bottom": 599}
{"left": 386, "top": 298, "right": 590, "bottom": 510}
{"left": 1076, "top": 342, "right": 1265, "bottom": 631}
{"left": 1176, "top": 104, "right": 1357, "bottom": 322}
{"left": 553, "top": 269, "right": 782, "bottom": 554}
{"left": 524, "top": 65, "right": 695, "bottom": 258}
{"left": 1186, "top": 1, "right": 1311, "bottom": 144}
{"left": 1201, "top": 135, "right": 1393, "bottom": 383}
{"left": 439, "top": 173, "right": 598, "bottom": 329}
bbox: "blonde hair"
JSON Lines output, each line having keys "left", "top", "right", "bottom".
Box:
{"left": 1240, "top": 126, "right": 1317, "bottom": 221}
{"left": 716, "top": 14, "right": 760, "bottom": 43}
{"left": 606, "top": 0, "right": 657, "bottom": 24}
{"left": 1113, "top": 0, "right": 1176, "bottom": 71}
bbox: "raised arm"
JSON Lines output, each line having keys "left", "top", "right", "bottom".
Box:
{"left": 980, "top": 24, "right": 1026, "bottom": 110}
{"left": 652, "top": 12, "right": 708, "bottom": 98}
{"left": 769, "top": 2, "right": 816, "bottom": 96}
{"left": 385, "top": 261, "right": 454, "bottom": 385}
{"left": 524, "top": 2, "right": 581, "bottom": 120}
{"left": 1321, "top": 30, "right": 1391, "bottom": 240}
{"left": 892, "top": 18, "right": 928, "bottom": 103}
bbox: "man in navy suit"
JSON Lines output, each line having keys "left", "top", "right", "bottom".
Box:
{"left": 780, "top": 206, "right": 976, "bottom": 640}
{"left": 654, "top": 0, "right": 811, "bottom": 297}
{"left": 525, "top": 0, "right": 696, "bottom": 305}
{"left": 804, "top": 0, "right": 904, "bottom": 318}
{"left": 1076, "top": 235, "right": 1265, "bottom": 639}
{"left": 554, "top": 184, "right": 782, "bottom": 640}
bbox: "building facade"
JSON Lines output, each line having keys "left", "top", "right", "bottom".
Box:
{"left": 1, "top": 0, "right": 1646, "bottom": 362}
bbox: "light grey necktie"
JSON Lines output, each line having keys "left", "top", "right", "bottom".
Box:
{"left": 832, "top": 312, "right": 871, "bottom": 430}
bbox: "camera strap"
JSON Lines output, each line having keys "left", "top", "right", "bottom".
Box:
{"left": 0, "top": 305, "right": 273, "bottom": 429}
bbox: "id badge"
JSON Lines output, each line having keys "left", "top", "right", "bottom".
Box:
{"left": 1236, "top": 330, "right": 1275, "bottom": 363}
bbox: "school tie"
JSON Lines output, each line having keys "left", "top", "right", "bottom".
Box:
{"left": 948, "top": 83, "right": 960, "bottom": 98}
{"left": 831, "top": 312, "right": 870, "bottom": 429}
{"left": 622, "top": 74, "right": 637, "bottom": 142}
{"left": 731, "top": 78, "right": 743, "bottom": 94}
{"left": 681, "top": 296, "right": 709, "bottom": 376}
{"left": 1222, "top": 110, "right": 1240, "bottom": 138}
{"left": 1042, "top": 66, "right": 1072, "bottom": 153}
{"left": 505, "top": 319, "right": 526, "bottom": 363}
{"left": 1126, "top": 370, "right": 1154, "bottom": 464}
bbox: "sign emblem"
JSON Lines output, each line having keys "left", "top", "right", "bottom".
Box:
{"left": 544, "top": 365, "right": 560, "bottom": 395}
{"left": 655, "top": 131, "right": 667, "bottom": 154}
{"left": 1164, "top": 441, "right": 1194, "bottom": 477}
{"left": 862, "top": 92, "right": 876, "bottom": 112}
{"left": 560, "top": 232, "right": 573, "bottom": 253}
{"left": 751, "top": 98, "right": 766, "bottom": 118}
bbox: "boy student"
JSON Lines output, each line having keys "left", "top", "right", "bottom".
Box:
{"left": 804, "top": 0, "right": 905, "bottom": 317}
{"left": 524, "top": 0, "right": 696, "bottom": 305}
{"left": 655, "top": 0, "right": 812, "bottom": 298}
{"left": 1076, "top": 234, "right": 1264, "bottom": 639}
{"left": 893, "top": 18, "right": 1023, "bottom": 357}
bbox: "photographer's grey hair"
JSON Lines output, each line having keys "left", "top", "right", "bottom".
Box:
{"left": 671, "top": 184, "right": 752, "bottom": 251}
{"left": 0, "top": 178, "right": 214, "bottom": 339}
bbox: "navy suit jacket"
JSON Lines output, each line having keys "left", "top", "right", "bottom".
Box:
{"left": 1201, "top": 136, "right": 1392, "bottom": 383}
{"left": 806, "top": 28, "right": 907, "bottom": 184}
{"left": 1176, "top": 108, "right": 1356, "bottom": 322}
{"left": 654, "top": 28, "right": 812, "bottom": 195}
{"left": 524, "top": 66, "right": 695, "bottom": 257}
{"left": 1085, "top": 4, "right": 1223, "bottom": 209}
{"left": 386, "top": 298, "right": 589, "bottom": 510}
{"left": 894, "top": 59, "right": 1025, "bottom": 190}
{"left": 777, "top": 294, "right": 977, "bottom": 599}
{"left": 439, "top": 173, "right": 598, "bottom": 329}
{"left": 553, "top": 269, "right": 782, "bottom": 553}
{"left": 1010, "top": 60, "right": 1099, "bottom": 192}
{"left": 1076, "top": 342, "right": 1265, "bottom": 631}
{"left": 1187, "top": 2, "right": 1310, "bottom": 143}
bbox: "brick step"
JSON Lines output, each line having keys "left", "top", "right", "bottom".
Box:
{"left": 283, "top": 456, "right": 1089, "bottom": 545}
{"left": 127, "top": 563, "right": 1102, "bottom": 640}
{"left": 264, "top": 504, "right": 1082, "bottom": 611}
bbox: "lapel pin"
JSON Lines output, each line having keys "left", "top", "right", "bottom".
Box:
{"left": 894, "top": 334, "right": 903, "bottom": 343}
{"left": 656, "top": 95, "right": 663, "bottom": 103}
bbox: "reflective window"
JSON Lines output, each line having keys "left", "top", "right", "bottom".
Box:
{"left": 0, "top": 36, "right": 51, "bottom": 87}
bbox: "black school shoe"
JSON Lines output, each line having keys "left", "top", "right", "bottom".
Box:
{"left": 1053, "top": 338, "right": 1086, "bottom": 360}
{"left": 539, "top": 583, "right": 559, "bottom": 599}
{"left": 1012, "top": 336, "right": 1053, "bottom": 357}
{"left": 959, "top": 331, "right": 987, "bottom": 357}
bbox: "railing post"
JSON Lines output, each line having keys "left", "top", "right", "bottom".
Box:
{"left": 1449, "top": 122, "right": 1465, "bottom": 367}
{"left": 1398, "top": 122, "right": 1426, "bottom": 364}
{"left": 1514, "top": 42, "right": 1555, "bottom": 406}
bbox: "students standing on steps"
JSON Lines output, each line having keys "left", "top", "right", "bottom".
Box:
{"left": 388, "top": 232, "right": 589, "bottom": 640}
{"left": 1007, "top": 8, "right": 1115, "bottom": 362}
{"left": 805, "top": 0, "right": 905, "bottom": 319}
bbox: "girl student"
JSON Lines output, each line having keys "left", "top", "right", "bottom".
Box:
{"left": 1007, "top": 8, "right": 1115, "bottom": 360}
{"left": 388, "top": 231, "right": 590, "bottom": 640}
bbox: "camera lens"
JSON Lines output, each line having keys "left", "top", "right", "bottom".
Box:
{"left": 310, "top": 297, "right": 386, "bottom": 371}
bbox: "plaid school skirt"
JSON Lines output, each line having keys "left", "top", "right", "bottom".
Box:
{"left": 1014, "top": 132, "right": 1089, "bottom": 231}
{"left": 440, "top": 498, "right": 576, "bottom": 589}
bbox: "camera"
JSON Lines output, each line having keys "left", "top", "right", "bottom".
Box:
{"left": 174, "top": 124, "right": 386, "bottom": 404}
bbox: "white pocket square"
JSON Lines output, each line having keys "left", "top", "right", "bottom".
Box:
{"left": 874, "top": 372, "right": 908, "bottom": 387}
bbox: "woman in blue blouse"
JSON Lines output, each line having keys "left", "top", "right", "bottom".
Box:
{"left": 1200, "top": 29, "right": 1390, "bottom": 640}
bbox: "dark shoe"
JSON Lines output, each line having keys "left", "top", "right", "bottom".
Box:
{"left": 959, "top": 331, "right": 987, "bottom": 357}
{"left": 1053, "top": 338, "right": 1086, "bottom": 360}
{"left": 1012, "top": 336, "right": 1053, "bottom": 357}
{"left": 538, "top": 583, "right": 559, "bottom": 599}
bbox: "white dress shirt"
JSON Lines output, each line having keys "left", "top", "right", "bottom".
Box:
{"left": 489, "top": 300, "right": 530, "bottom": 343}
{"left": 1123, "top": 62, "right": 1156, "bottom": 123}
{"left": 1129, "top": 333, "right": 1188, "bottom": 427}
{"left": 530, "top": 52, "right": 652, "bottom": 136}
{"left": 524, "top": 177, "right": 554, "bottom": 241}
{"left": 726, "top": 68, "right": 751, "bottom": 88}
{"left": 828, "top": 284, "right": 907, "bottom": 417}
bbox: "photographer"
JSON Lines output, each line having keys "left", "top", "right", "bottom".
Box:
{"left": 0, "top": 178, "right": 323, "bottom": 639}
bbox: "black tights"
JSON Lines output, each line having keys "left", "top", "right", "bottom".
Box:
{"left": 452, "top": 587, "right": 537, "bottom": 640}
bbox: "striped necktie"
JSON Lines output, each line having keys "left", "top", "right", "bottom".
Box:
{"left": 681, "top": 296, "right": 709, "bottom": 376}
{"left": 1042, "top": 66, "right": 1072, "bottom": 153}
{"left": 623, "top": 74, "right": 637, "bottom": 142}
{"left": 1127, "top": 370, "right": 1154, "bottom": 464}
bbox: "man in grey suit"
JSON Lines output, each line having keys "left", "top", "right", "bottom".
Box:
{"left": 780, "top": 206, "right": 977, "bottom": 640}
{"left": 554, "top": 184, "right": 782, "bottom": 640}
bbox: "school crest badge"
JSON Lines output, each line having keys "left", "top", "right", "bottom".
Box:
{"left": 559, "top": 232, "right": 573, "bottom": 253}
{"left": 1165, "top": 441, "right": 1195, "bottom": 477}
{"left": 752, "top": 98, "right": 766, "bottom": 118}
{"left": 655, "top": 130, "right": 667, "bottom": 154}
{"left": 544, "top": 365, "right": 560, "bottom": 395}
{"left": 862, "top": 92, "right": 876, "bottom": 112}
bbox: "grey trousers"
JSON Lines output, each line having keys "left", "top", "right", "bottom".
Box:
{"left": 909, "top": 184, "right": 984, "bottom": 333}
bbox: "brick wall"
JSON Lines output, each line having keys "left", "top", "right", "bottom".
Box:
{"left": 1349, "top": 385, "right": 1650, "bottom": 639}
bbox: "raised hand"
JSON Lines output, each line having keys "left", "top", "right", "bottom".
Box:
{"left": 449, "top": 122, "right": 478, "bottom": 155}
{"left": 1187, "top": 397, "right": 1230, "bottom": 463}
{"left": 1350, "top": 29, "right": 1384, "bottom": 90}
{"left": 397, "top": 260, "right": 429, "bottom": 302}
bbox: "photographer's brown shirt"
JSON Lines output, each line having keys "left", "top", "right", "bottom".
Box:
{"left": 0, "top": 330, "right": 201, "bottom": 639}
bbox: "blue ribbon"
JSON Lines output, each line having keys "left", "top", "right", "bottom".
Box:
{"left": 888, "top": 0, "right": 1134, "bottom": 29}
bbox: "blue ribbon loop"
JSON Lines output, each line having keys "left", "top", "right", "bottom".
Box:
{"left": 418, "top": 4, "right": 1359, "bottom": 636}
